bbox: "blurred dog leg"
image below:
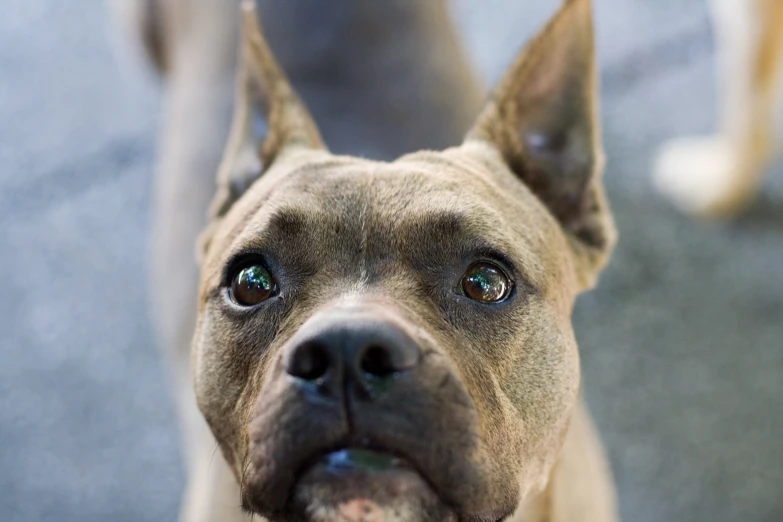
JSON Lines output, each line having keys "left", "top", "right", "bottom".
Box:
{"left": 654, "top": 0, "right": 783, "bottom": 217}
{"left": 113, "top": 0, "right": 250, "bottom": 521}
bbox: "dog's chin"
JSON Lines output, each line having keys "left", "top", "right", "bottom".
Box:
{"left": 288, "top": 449, "right": 456, "bottom": 522}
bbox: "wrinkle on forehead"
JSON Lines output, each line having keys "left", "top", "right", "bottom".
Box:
{"left": 206, "top": 148, "right": 569, "bottom": 294}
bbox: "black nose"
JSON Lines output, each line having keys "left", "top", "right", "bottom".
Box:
{"left": 284, "top": 318, "right": 420, "bottom": 398}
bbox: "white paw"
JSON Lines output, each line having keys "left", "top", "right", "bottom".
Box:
{"left": 653, "top": 136, "right": 757, "bottom": 217}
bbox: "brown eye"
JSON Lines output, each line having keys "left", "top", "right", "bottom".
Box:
{"left": 230, "top": 264, "right": 277, "bottom": 306}
{"left": 461, "top": 262, "right": 511, "bottom": 303}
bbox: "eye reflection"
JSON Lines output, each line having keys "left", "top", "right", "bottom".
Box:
{"left": 230, "top": 264, "right": 277, "bottom": 306}
{"left": 461, "top": 262, "right": 511, "bottom": 303}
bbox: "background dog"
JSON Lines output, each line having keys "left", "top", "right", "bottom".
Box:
{"left": 654, "top": 0, "right": 783, "bottom": 217}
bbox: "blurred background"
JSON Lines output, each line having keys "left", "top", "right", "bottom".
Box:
{"left": 1, "top": 1, "right": 781, "bottom": 521}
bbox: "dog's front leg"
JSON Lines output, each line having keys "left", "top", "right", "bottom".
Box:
{"left": 175, "top": 387, "right": 252, "bottom": 522}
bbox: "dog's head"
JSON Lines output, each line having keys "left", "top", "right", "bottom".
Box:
{"left": 193, "top": 0, "right": 614, "bottom": 520}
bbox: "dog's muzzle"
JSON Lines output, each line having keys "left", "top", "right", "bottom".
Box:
{"left": 241, "top": 306, "right": 518, "bottom": 522}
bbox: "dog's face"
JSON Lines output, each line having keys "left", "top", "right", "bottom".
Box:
{"left": 193, "top": 1, "right": 615, "bottom": 521}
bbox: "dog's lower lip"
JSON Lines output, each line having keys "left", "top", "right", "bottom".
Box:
{"left": 320, "top": 448, "right": 408, "bottom": 474}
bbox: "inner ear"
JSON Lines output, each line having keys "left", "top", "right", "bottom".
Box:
{"left": 465, "top": 0, "right": 614, "bottom": 285}
{"left": 209, "top": 0, "right": 325, "bottom": 221}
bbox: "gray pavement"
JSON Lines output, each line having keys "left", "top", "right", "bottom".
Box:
{"left": 1, "top": 1, "right": 782, "bottom": 521}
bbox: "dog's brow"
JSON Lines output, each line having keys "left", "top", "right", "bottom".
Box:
{"left": 265, "top": 207, "right": 315, "bottom": 237}
{"left": 227, "top": 206, "right": 323, "bottom": 258}
{"left": 398, "top": 210, "right": 496, "bottom": 246}
{"left": 396, "top": 209, "right": 530, "bottom": 277}
{"left": 404, "top": 211, "right": 467, "bottom": 236}
{"left": 397, "top": 211, "right": 478, "bottom": 254}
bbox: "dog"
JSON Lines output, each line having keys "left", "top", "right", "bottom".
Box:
{"left": 119, "top": 0, "right": 618, "bottom": 520}
{"left": 654, "top": 0, "right": 783, "bottom": 217}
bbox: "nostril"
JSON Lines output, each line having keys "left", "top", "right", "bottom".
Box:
{"left": 360, "top": 345, "right": 396, "bottom": 378}
{"left": 288, "top": 342, "right": 330, "bottom": 382}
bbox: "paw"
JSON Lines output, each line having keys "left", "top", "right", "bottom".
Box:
{"left": 653, "top": 136, "right": 761, "bottom": 217}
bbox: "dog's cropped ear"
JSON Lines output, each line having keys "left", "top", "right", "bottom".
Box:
{"left": 209, "top": 0, "right": 325, "bottom": 220}
{"left": 465, "top": 0, "right": 615, "bottom": 288}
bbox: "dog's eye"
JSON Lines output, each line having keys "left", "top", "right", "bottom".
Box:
{"left": 230, "top": 264, "right": 277, "bottom": 306}
{"left": 461, "top": 262, "right": 511, "bottom": 303}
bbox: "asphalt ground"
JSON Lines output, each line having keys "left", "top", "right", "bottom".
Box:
{"left": 1, "top": 1, "right": 781, "bottom": 521}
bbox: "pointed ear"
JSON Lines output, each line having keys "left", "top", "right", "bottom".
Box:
{"left": 465, "top": 0, "right": 615, "bottom": 287}
{"left": 209, "top": 0, "right": 325, "bottom": 219}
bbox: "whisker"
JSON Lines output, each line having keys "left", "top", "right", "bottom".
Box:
{"left": 238, "top": 438, "right": 253, "bottom": 512}
{"left": 207, "top": 441, "right": 221, "bottom": 474}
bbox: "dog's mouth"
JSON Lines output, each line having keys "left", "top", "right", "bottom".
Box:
{"left": 313, "top": 448, "right": 411, "bottom": 475}
{"left": 295, "top": 444, "right": 430, "bottom": 495}
{"left": 289, "top": 446, "right": 454, "bottom": 521}
{"left": 243, "top": 356, "right": 520, "bottom": 521}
